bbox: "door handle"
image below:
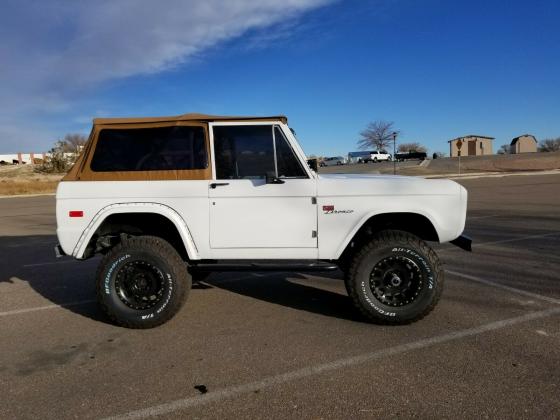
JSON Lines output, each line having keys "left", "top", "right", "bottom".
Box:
{"left": 210, "top": 182, "right": 230, "bottom": 189}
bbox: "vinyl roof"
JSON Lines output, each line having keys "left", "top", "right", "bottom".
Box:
{"left": 510, "top": 134, "right": 536, "bottom": 145}
{"left": 448, "top": 135, "right": 495, "bottom": 142}
{"left": 93, "top": 113, "right": 288, "bottom": 125}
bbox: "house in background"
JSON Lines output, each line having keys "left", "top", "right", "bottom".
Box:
{"left": 448, "top": 135, "right": 494, "bottom": 157}
{"left": 510, "top": 134, "right": 537, "bottom": 154}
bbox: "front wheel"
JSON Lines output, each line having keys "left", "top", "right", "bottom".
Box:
{"left": 345, "top": 230, "right": 443, "bottom": 324}
{"left": 96, "top": 235, "right": 191, "bottom": 328}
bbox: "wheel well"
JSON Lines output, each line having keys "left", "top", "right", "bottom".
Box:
{"left": 338, "top": 212, "right": 438, "bottom": 267}
{"left": 84, "top": 213, "right": 189, "bottom": 260}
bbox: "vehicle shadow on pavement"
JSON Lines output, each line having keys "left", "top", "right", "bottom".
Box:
{"left": 204, "top": 272, "right": 367, "bottom": 323}
{"left": 0, "top": 234, "right": 109, "bottom": 324}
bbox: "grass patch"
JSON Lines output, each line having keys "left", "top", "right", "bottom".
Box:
{"left": 0, "top": 180, "right": 59, "bottom": 196}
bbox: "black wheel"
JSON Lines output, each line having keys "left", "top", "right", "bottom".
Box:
{"left": 345, "top": 230, "right": 443, "bottom": 324}
{"left": 96, "top": 235, "right": 190, "bottom": 328}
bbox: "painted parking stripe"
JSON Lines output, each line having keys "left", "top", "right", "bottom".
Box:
{"left": 440, "top": 231, "right": 560, "bottom": 252}
{"left": 0, "top": 300, "right": 96, "bottom": 317}
{"left": 22, "top": 260, "right": 80, "bottom": 268}
{"left": 104, "top": 307, "right": 560, "bottom": 420}
{"left": 447, "top": 270, "right": 560, "bottom": 305}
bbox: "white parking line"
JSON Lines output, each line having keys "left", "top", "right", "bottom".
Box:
{"left": 440, "top": 231, "right": 560, "bottom": 253}
{"left": 22, "top": 260, "right": 75, "bottom": 268}
{"left": 447, "top": 270, "right": 560, "bottom": 305}
{"left": 105, "top": 306, "right": 560, "bottom": 420}
{"left": 475, "top": 231, "right": 560, "bottom": 247}
{"left": 0, "top": 300, "right": 96, "bottom": 317}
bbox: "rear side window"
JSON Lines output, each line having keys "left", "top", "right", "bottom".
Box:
{"left": 90, "top": 126, "right": 207, "bottom": 172}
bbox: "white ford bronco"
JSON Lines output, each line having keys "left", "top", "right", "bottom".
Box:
{"left": 55, "top": 113, "right": 471, "bottom": 328}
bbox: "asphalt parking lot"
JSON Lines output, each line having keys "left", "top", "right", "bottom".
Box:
{"left": 1, "top": 173, "right": 559, "bottom": 419}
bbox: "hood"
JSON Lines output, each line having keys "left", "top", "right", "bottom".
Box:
{"left": 317, "top": 173, "right": 461, "bottom": 196}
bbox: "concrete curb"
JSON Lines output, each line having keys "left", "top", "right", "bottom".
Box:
{"left": 0, "top": 192, "right": 56, "bottom": 199}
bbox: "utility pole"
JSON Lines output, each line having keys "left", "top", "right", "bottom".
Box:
{"left": 392, "top": 132, "right": 397, "bottom": 175}
{"left": 456, "top": 138, "right": 463, "bottom": 175}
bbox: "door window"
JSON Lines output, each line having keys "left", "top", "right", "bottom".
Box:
{"left": 274, "top": 126, "right": 307, "bottom": 178}
{"left": 213, "top": 125, "right": 307, "bottom": 179}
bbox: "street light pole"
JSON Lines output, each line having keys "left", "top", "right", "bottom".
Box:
{"left": 392, "top": 132, "right": 397, "bottom": 175}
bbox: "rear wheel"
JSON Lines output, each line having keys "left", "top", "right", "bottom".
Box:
{"left": 345, "top": 230, "right": 443, "bottom": 324}
{"left": 96, "top": 235, "right": 190, "bottom": 328}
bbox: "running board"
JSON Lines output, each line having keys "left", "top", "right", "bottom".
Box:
{"left": 190, "top": 260, "right": 339, "bottom": 273}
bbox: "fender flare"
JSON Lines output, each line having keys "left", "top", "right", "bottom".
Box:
{"left": 72, "top": 202, "right": 199, "bottom": 259}
{"left": 333, "top": 209, "right": 442, "bottom": 259}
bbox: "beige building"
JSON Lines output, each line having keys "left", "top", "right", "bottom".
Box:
{"left": 510, "top": 134, "right": 537, "bottom": 154}
{"left": 449, "top": 135, "right": 494, "bottom": 157}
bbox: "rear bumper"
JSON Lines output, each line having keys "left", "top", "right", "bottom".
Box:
{"left": 450, "top": 234, "right": 472, "bottom": 252}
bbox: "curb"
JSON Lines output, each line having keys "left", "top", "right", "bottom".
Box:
{"left": 0, "top": 193, "right": 56, "bottom": 199}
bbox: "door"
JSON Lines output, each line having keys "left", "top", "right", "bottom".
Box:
{"left": 468, "top": 140, "right": 476, "bottom": 156}
{"left": 209, "top": 123, "right": 317, "bottom": 249}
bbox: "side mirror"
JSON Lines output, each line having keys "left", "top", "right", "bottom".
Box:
{"left": 307, "top": 158, "right": 318, "bottom": 172}
{"left": 265, "top": 173, "right": 285, "bottom": 184}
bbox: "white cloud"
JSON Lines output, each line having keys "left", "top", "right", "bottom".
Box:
{"left": 0, "top": 0, "right": 332, "bottom": 151}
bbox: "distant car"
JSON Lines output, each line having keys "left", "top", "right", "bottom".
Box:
{"left": 395, "top": 151, "right": 427, "bottom": 161}
{"left": 362, "top": 151, "right": 392, "bottom": 163}
{"left": 320, "top": 156, "right": 346, "bottom": 166}
{"left": 347, "top": 151, "right": 372, "bottom": 164}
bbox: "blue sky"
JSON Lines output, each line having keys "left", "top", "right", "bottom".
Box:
{"left": 1, "top": 0, "right": 559, "bottom": 156}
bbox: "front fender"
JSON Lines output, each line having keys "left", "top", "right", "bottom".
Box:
{"left": 331, "top": 209, "right": 443, "bottom": 259}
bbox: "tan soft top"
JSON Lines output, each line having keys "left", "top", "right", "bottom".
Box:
{"left": 64, "top": 112, "right": 289, "bottom": 182}
{"left": 93, "top": 113, "right": 288, "bottom": 125}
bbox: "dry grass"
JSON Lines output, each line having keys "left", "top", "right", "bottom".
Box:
{"left": 0, "top": 165, "right": 63, "bottom": 195}
{"left": 0, "top": 180, "right": 59, "bottom": 195}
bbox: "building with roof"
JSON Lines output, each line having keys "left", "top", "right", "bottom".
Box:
{"left": 448, "top": 135, "right": 494, "bottom": 157}
{"left": 510, "top": 134, "right": 537, "bottom": 154}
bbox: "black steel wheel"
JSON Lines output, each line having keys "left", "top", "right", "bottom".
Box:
{"left": 115, "top": 260, "right": 166, "bottom": 310}
{"left": 345, "top": 230, "right": 443, "bottom": 324}
{"left": 96, "top": 235, "right": 191, "bottom": 329}
{"left": 369, "top": 255, "right": 423, "bottom": 307}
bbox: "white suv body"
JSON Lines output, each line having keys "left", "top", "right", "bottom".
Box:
{"left": 55, "top": 113, "right": 470, "bottom": 328}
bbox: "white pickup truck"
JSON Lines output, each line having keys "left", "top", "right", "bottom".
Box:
{"left": 56, "top": 113, "right": 470, "bottom": 328}
{"left": 362, "top": 150, "right": 392, "bottom": 163}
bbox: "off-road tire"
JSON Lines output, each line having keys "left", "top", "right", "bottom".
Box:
{"left": 96, "top": 235, "right": 190, "bottom": 329}
{"left": 345, "top": 230, "right": 443, "bottom": 324}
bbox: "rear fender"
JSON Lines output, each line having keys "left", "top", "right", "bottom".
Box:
{"left": 72, "top": 202, "right": 199, "bottom": 259}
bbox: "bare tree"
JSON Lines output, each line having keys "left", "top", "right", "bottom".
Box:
{"left": 432, "top": 151, "right": 446, "bottom": 159}
{"left": 61, "top": 133, "right": 88, "bottom": 153}
{"left": 497, "top": 143, "right": 511, "bottom": 154}
{"left": 538, "top": 137, "right": 560, "bottom": 152}
{"left": 398, "top": 142, "right": 427, "bottom": 153}
{"left": 358, "top": 120, "right": 399, "bottom": 151}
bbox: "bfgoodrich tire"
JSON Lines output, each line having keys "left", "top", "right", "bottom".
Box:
{"left": 96, "top": 236, "right": 191, "bottom": 329}
{"left": 345, "top": 230, "right": 443, "bottom": 324}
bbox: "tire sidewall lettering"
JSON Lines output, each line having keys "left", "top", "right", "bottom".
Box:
{"left": 357, "top": 244, "right": 437, "bottom": 319}
{"left": 103, "top": 252, "right": 176, "bottom": 321}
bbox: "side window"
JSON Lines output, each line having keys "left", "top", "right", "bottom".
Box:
{"left": 213, "top": 125, "right": 275, "bottom": 179}
{"left": 90, "top": 126, "right": 207, "bottom": 172}
{"left": 274, "top": 126, "right": 308, "bottom": 178}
